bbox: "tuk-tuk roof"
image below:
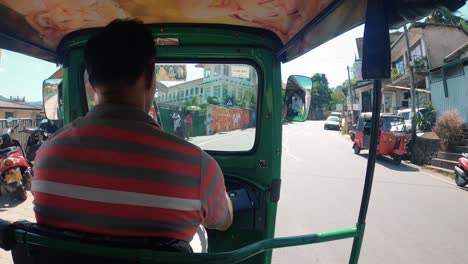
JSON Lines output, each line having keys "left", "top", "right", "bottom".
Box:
{"left": 0, "top": 0, "right": 464, "bottom": 63}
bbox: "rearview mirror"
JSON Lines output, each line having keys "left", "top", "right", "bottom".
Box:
{"left": 284, "top": 75, "right": 312, "bottom": 122}
{"left": 43, "top": 78, "right": 63, "bottom": 121}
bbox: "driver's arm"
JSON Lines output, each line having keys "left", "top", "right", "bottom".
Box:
{"left": 200, "top": 152, "right": 233, "bottom": 231}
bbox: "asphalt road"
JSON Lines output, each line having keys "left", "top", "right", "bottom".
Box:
{"left": 1, "top": 121, "right": 467, "bottom": 263}
{"left": 272, "top": 121, "right": 468, "bottom": 264}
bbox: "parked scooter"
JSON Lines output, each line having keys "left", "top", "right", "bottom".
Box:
{"left": 454, "top": 153, "right": 468, "bottom": 187}
{"left": 0, "top": 119, "right": 33, "bottom": 200}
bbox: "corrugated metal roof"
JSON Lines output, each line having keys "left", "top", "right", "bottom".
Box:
{"left": 0, "top": 99, "right": 42, "bottom": 110}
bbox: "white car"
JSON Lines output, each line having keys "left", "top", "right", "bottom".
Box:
{"left": 330, "top": 112, "right": 342, "bottom": 119}
{"left": 324, "top": 116, "right": 341, "bottom": 130}
{"left": 397, "top": 108, "right": 426, "bottom": 132}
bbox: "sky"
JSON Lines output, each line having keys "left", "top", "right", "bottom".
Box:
{"left": 1, "top": 4, "right": 468, "bottom": 102}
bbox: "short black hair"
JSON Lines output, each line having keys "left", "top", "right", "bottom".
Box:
{"left": 84, "top": 19, "right": 155, "bottom": 88}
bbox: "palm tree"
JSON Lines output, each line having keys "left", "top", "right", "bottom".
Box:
{"left": 425, "top": 7, "right": 468, "bottom": 31}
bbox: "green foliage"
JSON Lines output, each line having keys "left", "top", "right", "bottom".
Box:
{"left": 391, "top": 68, "right": 402, "bottom": 80}
{"left": 434, "top": 111, "right": 465, "bottom": 150}
{"left": 425, "top": 7, "right": 464, "bottom": 26}
{"left": 416, "top": 102, "right": 436, "bottom": 131}
{"left": 328, "top": 88, "right": 345, "bottom": 111}
{"left": 183, "top": 96, "right": 201, "bottom": 107}
{"left": 207, "top": 96, "right": 219, "bottom": 105}
{"left": 309, "top": 73, "right": 332, "bottom": 120}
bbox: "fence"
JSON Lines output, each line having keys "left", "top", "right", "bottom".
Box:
{"left": 0, "top": 118, "right": 42, "bottom": 148}
{"left": 159, "top": 108, "right": 207, "bottom": 137}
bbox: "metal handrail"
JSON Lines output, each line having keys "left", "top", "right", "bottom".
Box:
{"left": 14, "top": 227, "right": 358, "bottom": 264}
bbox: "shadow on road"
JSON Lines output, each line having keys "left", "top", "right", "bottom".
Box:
{"left": 458, "top": 186, "right": 468, "bottom": 192}
{"left": 0, "top": 195, "right": 26, "bottom": 211}
{"left": 356, "top": 153, "right": 419, "bottom": 172}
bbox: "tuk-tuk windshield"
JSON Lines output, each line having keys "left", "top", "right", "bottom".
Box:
{"left": 382, "top": 117, "right": 405, "bottom": 132}
{"left": 83, "top": 63, "right": 259, "bottom": 152}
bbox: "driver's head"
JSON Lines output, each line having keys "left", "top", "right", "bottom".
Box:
{"left": 84, "top": 19, "right": 156, "bottom": 112}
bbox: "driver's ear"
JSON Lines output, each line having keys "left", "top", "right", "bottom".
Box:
{"left": 144, "top": 64, "right": 155, "bottom": 90}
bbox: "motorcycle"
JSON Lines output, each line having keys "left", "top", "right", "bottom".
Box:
{"left": 20, "top": 127, "right": 49, "bottom": 165}
{"left": 454, "top": 153, "right": 468, "bottom": 187}
{"left": 0, "top": 120, "right": 33, "bottom": 200}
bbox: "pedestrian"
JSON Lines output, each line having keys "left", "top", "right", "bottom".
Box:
{"left": 206, "top": 113, "right": 213, "bottom": 135}
{"left": 172, "top": 112, "right": 183, "bottom": 138}
{"left": 184, "top": 112, "right": 193, "bottom": 139}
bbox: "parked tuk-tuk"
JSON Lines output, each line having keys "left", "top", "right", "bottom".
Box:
{"left": 0, "top": 1, "right": 464, "bottom": 264}
{"left": 353, "top": 112, "right": 408, "bottom": 165}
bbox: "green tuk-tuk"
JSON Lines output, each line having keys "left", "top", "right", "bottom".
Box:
{"left": 0, "top": 1, "right": 464, "bottom": 264}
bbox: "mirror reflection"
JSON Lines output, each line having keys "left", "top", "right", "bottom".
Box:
{"left": 42, "top": 78, "right": 62, "bottom": 121}
{"left": 283, "top": 75, "right": 312, "bottom": 122}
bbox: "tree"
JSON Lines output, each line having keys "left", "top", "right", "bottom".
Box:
{"left": 328, "top": 88, "right": 346, "bottom": 111}
{"left": 425, "top": 7, "right": 468, "bottom": 31}
{"left": 183, "top": 96, "right": 201, "bottom": 107}
{"left": 309, "top": 73, "right": 332, "bottom": 120}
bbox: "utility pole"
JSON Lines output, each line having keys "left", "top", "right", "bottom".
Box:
{"left": 403, "top": 24, "right": 417, "bottom": 145}
{"left": 347, "top": 66, "right": 355, "bottom": 125}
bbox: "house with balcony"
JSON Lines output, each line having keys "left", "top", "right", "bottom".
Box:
{"left": 353, "top": 22, "right": 468, "bottom": 114}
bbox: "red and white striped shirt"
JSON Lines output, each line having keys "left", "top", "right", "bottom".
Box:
{"left": 32, "top": 104, "right": 230, "bottom": 241}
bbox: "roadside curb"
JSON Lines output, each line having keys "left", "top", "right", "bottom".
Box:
{"left": 403, "top": 161, "right": 456, "bottom": 186}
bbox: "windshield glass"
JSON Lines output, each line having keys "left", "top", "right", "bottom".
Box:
{"left": 84, "top": 63, "right": 258, "bottom": 152}
{"left": 382, "top": 117, "right": 405, "bottom": 132}
{"left": 400, "top": 112, "right": 410, "bottom": 121}
{"left": 327, "top": 116, "right": 339, "bottom": 122}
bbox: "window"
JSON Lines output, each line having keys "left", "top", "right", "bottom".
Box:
{"left": 411, "top": 42, "right": 423, "bottom": 57}
{"left": 214, "top": 85, "right": 221, "bottom": 98}
{"left": 4, "top": 112, "right": 13, "bottom": 119}
{"left": 222, "top": 84, "right": 228, "bottom": 98}
{"left": 394, "top": 57, "right": 405, "bottom": 75}
{"left": 185, "top": 90, "right": 189, "bottom": 96}
{"left": 214, "top": 65, "right": 222, "bottom": 76}
{"left": 155, "top": 63, "right": 258, "bottom": 152}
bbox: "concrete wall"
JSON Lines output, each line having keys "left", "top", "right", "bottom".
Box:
{"left": 391, "top": 25, "right": 468, "bottom": 69}
{"left": 423, "top": 26, "right": 468, "bottom": 68}
{"left": 430, "top": 65, "right": 468, "bottom": 123}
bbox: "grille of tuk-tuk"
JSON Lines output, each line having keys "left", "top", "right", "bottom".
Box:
{"left": 394, "top": 137, "right": 401, "bottom": 150}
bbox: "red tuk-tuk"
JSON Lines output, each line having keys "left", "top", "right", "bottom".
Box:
{"left": 353, "top": 112, "right": 407, "bottom": 165}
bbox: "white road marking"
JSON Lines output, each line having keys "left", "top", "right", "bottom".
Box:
{"left": 418, "top": 170, "right": 456, "bottom": 186}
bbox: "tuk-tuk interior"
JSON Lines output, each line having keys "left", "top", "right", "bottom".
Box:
{"left": 0, "top": 1, "right": 465, "bottom": 264}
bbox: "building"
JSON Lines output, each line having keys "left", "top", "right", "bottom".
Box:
{"left": 158, "top": 64, "right": 257, "bottom": 107}
{"left": 354, "top": 23, "right": 468, "bottom": 114}
{"left": 0, "top": 99, "right": 42, "bottom": 119}
{"left": 429, "top": 41, "right": 468, "bottom": 123}
{"left": 353, "top": 32, "right": 402, "bottom": 112}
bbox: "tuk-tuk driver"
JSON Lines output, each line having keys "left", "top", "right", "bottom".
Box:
{"left": 32, "top": 19, "right": 233, "bottom": 251}
{"left": 291, "top": 92, "right": 303, "bottom": 116}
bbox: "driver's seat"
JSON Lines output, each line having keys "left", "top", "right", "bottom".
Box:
{"left": 0, "top": 219, "right": 193, "bottom": 264}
